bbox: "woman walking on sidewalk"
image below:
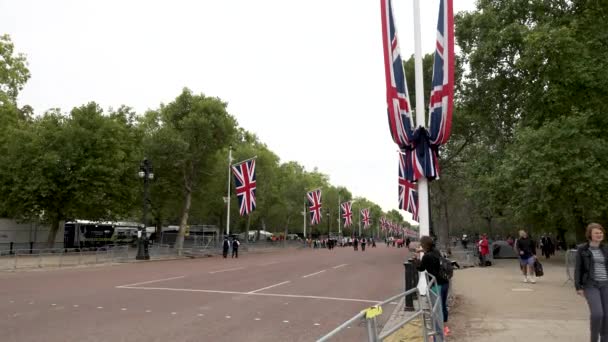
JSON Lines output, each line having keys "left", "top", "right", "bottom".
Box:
{"left": 575, "top": 223, "right": 608, "bottom": 342}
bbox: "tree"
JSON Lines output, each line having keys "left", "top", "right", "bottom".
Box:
{"left": 145, "top": 89, "right": 237, "bottom": 251}
{"left": 0, "top": 34, "right": 30, "bottom": 106}
{"left": 0, "top": 103, "right": 141, "bottom": 246}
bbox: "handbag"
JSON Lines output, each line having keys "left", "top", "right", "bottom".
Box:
{"left": 534, "top": 260, "right": 544, "bottom": 277}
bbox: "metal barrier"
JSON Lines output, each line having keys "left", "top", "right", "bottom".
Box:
{"left": 565, "top": 249, "right": 577, "bottom": 286}
{"left": 317, "top": 272, "right": 445, "bottom": 342}
{"left": 0, "top": 246, "right": 131, "bottom": 271}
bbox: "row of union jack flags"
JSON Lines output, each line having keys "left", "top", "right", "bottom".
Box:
{"left": 307, "top": 192, "right": 375, "bottom": 229}
{"left": 380, "top": 217, "right": 417, "bottom": 238}
{"left": 380, "top": 0, "right": 454, "bottom": 222}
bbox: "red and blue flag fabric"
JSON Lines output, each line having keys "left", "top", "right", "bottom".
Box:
{"left": 381, "top": 0, "right": 454, "bottom": 184}
{"left": 341, "top": 201, "right": 353, "bottom": 227}
{"left": 231, "top": 159, "right": 256, "bottom": 216}
{"left": 361, "top": 208, "right": 371, "bottom": 229}
{"left": 428, "top": 0, "right": 454, "bottom": 147}
{"left": 307, "top": 189, "right": 322, "bottom": 225}
{"left": 399, "top": 152, "right": 419, "bottom": 222}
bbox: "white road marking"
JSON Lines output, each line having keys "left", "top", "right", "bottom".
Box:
{"left": 51, "top": 304, "right": 57, "bottom": 306}
{"left": 302, "top": 270, "right": 326, "bottom": 278}
{"left": 145, "top": 310, "right": 152, "bottom": 313}
{"left": 28, "top": 302, "right": 34, "bottom": 305}
{"left": 390, "top": 302, "right": 398, "bottom": 305}
{"left": 209, "top": 267, "right": 244, "bottom": 274}
{"left": 225, "top": 315, "right": 231, "bottom": 319}
{"left": 512, "top": 288, "right": 534, "bottom": 292}
{"left": 118, "top": 286, "right": 382, "bottom": 304}
{"left": 332, "top": 264, "right": 348, "bottom": 269}
{"left": 97, "top": 306, "right": 103, "bottom": 309}
{"left": 115, "top": 276, "right": 185, "bottom": 288}
{"left": 73, "top": 305, "right": 79, "bottom": 308}
{"left": 171, "top": 312, "right": 177, "bottom": 315}
{"left": 197, "top": 313, "right": 204, "bottom": 317}
{"left": 283, "top": 320, "right": 289, "bottom": 323}
{"left": 254, "top": 318, "right": 261, "bottom": 321}
{"left": 314, "top": 323, "right": 321, "bottom": 326}
{"left": 121, "top": 308, "right": 127, "bottom": 311}
{"left": 247, "top": 281, "right": 291, "bottom": 294}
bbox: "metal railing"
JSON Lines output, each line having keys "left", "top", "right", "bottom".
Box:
{"left": 317, "top": 272, "right": 445, "bottom": 342}
{"left": 0, "top": 246, "right": 131, "bottom": 271}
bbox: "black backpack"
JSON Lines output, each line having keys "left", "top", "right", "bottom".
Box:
{"left": 439, "top": 255, "right": 454, "bottom": 282}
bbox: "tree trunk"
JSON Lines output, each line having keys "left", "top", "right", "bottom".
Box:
{"left": 441, "top": 195, "right": 451, "bottom": 255}
{"left": 176, "top": 188, "right": 192, "bottom": 254}
{"left": 246, "top": 214, "right": 251, "bottom": 242}
{"left": 47, "top": 217, "right": 61, "bottom": 249}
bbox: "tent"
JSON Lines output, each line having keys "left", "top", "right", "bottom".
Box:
{"left": 492, "top": 241, "right": 518, "bottom": 259}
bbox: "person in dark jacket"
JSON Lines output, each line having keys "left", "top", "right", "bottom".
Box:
{"left": 413, "top": 235, "right": 450, "bottom": 338}
{"left": 515, "top": 230, "right": 537, "bottom": 283}
{"left": 231, "top": 238, "right": 240, "bottom": 258}
{"left": 222, "top": 237, "right": 230, "bottom": 258}
{"left": 575, "top": 223, "right": 608, "bottom": 342}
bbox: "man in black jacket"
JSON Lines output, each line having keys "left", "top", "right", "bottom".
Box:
{"left": 515, "top": 230, "right": 537, "bottom": 283}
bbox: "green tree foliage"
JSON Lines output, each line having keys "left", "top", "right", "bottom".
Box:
{"left": 144, "top": 89, "right": 238, "bottom": 250}
{"left": 0, "top": 34, "right": 30, "bottom": 106}
{"left": 0, "top": 103, "right": 141, "bottom": 246}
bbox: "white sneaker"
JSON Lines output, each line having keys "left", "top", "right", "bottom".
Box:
{"left": 523, "top": 276, "right": 528, "bottom": 283}
{"left": 530, "top": 276, "right": 537, "bottom": 284}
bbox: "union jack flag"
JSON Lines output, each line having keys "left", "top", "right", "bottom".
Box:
{"left": 428, "top": 0, "right": 454, "bottom": 147}
{"left": 307, "top": 189, "right": 322, "bottom": 225}
{"left": 341, "top": 201, "right": 353, "bottom": 227}
{"left": 381, "top": 0, "right": 454, "bottom": 184}
{"left": 361, "top": 208, "right": 371, "bottom": 229}
{"left": 380, "top": 0, "right": 415, "bottom": 149}
{"left": 380, "top": 217, "right": 387, "bottom": 231}
{"left": 231, "top": 159, "right": 256, "bottom": 216}
{"left": 399, "top": 151, "right": 419, "bottom": 222}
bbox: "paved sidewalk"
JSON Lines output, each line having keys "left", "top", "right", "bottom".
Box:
{"left": 449, "top": 254, "right": 587, "bottom": 342}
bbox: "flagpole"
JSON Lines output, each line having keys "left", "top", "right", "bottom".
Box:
{"left": 226, "top": 146, "right": 233, "bottom": 236}
{"left": 358, "top": 206, "right": 361, "bottom": 237}
{"left": 413, "top": 0, "right": 429, "bottom": 238}
{"left": 303, "top": 201, "right": 307, "bottom": 241}
{"left": 338, "top": 196, "right": 341, "bottom": 236}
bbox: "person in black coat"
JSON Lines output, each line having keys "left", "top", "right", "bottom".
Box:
{"left": 222, "top": 237, "right": 230, "bottom": 258}
{"left": 575, "top": 223, "right": 608, "bottom": 342}
{"left": 413, "top": 235, "right": 450, "bottom": 338}
{"left": 232, "top": 238, "right": 240, "bottom": 258}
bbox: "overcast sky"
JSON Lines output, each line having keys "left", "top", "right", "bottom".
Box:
{"left": 0, "top": 0, "right": 477, "bottom": 224}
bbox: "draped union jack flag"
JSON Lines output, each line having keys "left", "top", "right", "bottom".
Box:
{"left": 428, "top": 0, "right": 454, "bottom": 147}
{"left": 381, "top": 0, "right": 454, "bottom": 184}
{"left": 307, "top": 189, "right": 322, "bottom": 225}
{"left": 341, "top": 202, "right": 353, "bottom": 227}
{"left": 361, "top": 208, "right": 371, "bottom": 229}
{"left": 231, "top": 159, "right": 256, "bottom": 216}
{"left": 380, "top": 217, "right": 387, "bottom": 231}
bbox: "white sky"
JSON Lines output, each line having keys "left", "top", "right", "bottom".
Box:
{"left": 0, "top": 0, "right": 477, "bottom": 223}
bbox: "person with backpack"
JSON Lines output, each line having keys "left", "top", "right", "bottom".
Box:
{"left": 413, "top": 235, "right": 451, "bottom": 338}
{"left": 575, "top": 223, "right": 608, "bottom": 342}
{"left": 231, "top": 238, "right": 240, "bottom": 258}
{"left": 515, "top": 230, "right": 537, "bottom": 283}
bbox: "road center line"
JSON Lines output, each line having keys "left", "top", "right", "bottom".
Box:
{"left": 247, "top": 281, "right": 291, "bottom": 294}
{"left": 209, "top": 267, "right": 244, "bottom": 274}
{"left": 259, "top": 261, "right": 279, "bottom": 266}
{"left": 332, "top": 264, "right": 348, "bottom": 269}
{"left": 301, "top": 270, "right": 326, "bottom": 278}
{"left": 118, "top": 286, "right": 382, "bottom": 303}
{"left": 115, "top": 276, "right": 185, "bottom": 288}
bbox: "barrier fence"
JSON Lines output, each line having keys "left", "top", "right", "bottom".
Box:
{"left": 317, "top": 271, "right": 445, "bottom": 342}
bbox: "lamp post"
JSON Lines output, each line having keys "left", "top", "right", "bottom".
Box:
{"left": 137, "top": 158, "right": 153, "bottom": 260}
{"left": 326, "top": 210, "right": 331, "bottom": 238}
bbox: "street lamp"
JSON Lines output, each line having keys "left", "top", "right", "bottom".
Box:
{"left": 137, "top": 158, "right": 153, "bottom": 260}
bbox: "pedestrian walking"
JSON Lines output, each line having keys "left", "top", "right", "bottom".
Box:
{"left": 371, "top": 237, "right": 376, "bottom": 248}
{"left": 361, "top": 238, "right": 366, "bottom": 251}
{"left": 353, "top": 237, "right": 358, "bottom": 251}
{"left": 575, "top": 223, "right": 608, "bottom": 342}
{"left": 232, "top": 238, "right": 240, "bottom": 258}
{"left": 478, "top": 234, "right": 490, "bottom": 266}
{"left": 515, "top": 230, "right": 537, "bottom": 283}
{"left": 413, "top": 236, "right": 450, "bottom": 339}
{"left": 222, "top": 237, "right": 230, "bottom": 258}
{"left": 406, "top": 237, "right": 411, "bottom": 249}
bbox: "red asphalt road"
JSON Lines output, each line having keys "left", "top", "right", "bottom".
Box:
{"left": 0, "top": 244, "right": 410, "bottom": 342}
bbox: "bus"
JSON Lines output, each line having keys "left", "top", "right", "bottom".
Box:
{"left": 63, "top": 220, "right": 142, "bottom": 249}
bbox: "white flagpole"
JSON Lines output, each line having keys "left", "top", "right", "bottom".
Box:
{"left": 413, "top": 0, "right": 430, "bottom": 296}
{"left": 303, "top": 201, "right": 307, "bottom": 240}
{"left": 338, "top": 196, "right": 341, "bottom": 236}
{"left": 226, "top": 146, "right": 233, "bottom": 236}
{"left": 413, "top": 0, "right": 429, "bottom": 238}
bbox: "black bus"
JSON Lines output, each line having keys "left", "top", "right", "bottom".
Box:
{"left": 63, "top": 220, "right": 141, "bottom": 249}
